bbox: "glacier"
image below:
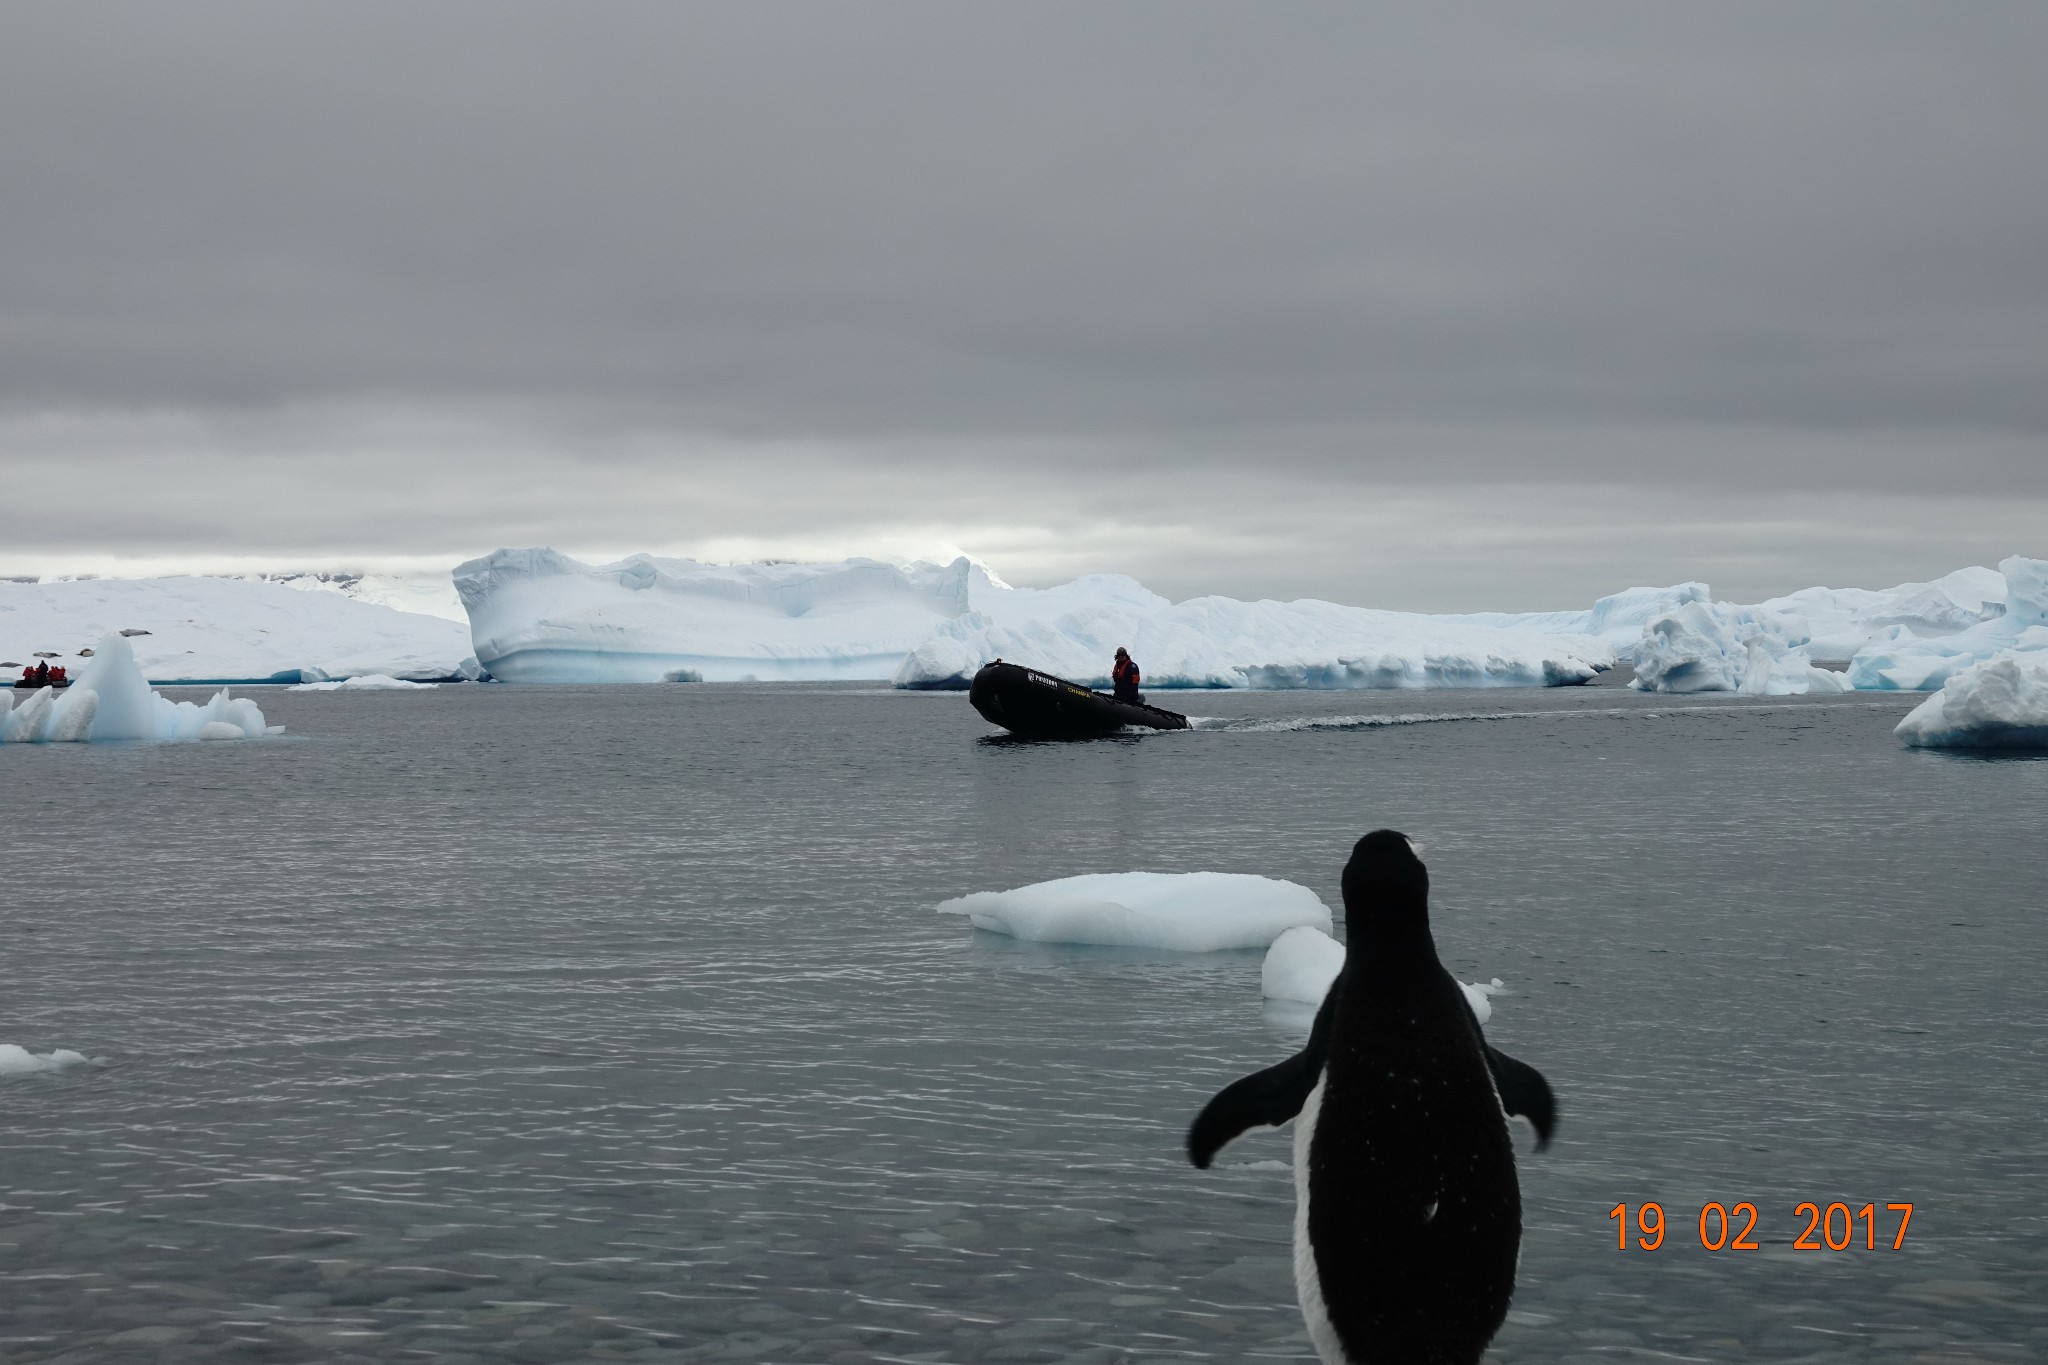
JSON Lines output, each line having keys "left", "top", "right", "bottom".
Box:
{"left": 1893, "top": 655, "right": 2048, "bottom": 750}
{"left": 1261, "top": 925, "right": 1503, "bottom": 1022}
{"left": 1, "top": 575, "right": 476, "bottom": 684}
{"left": 2, "top": 635, "right": 278, "bottom": 743}
{"left": 937, "top": 871, "right": 1332, "bottom": 952}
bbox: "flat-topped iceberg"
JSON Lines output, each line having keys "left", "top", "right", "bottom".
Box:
{"left": 0, "top": 576, "right": 476, "bottom": 683}
{"left": 456, "top": 548, "right": 979, "bottom": 683}
{"left": 1, "top": 635, "right": 278, "bottom": 743}
{"left": 938, "top": 871, "right": 1331, "bottom": 951}
{"left": 1894, "top": 655, "right": 2048, "bottom": 750}
{"left": 1260, "top": 925, "right": 1503, "bottom": 1022}
{"left": 435, "top": 545, "right": 2047, "bottom": 692}
{"left": 289, "top": 674, "right": 438, "bottom": 692}
{"left": 897, "top": 582, "right": 1615, "bottom": 690}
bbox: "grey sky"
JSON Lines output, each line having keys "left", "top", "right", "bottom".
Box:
{"left": 3, "top": 3, "right": 2043, "bottom": 609}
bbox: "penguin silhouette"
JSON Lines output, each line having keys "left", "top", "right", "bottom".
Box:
{"left": 1187, "top": 831, "right": 1556, "bottom": 1365}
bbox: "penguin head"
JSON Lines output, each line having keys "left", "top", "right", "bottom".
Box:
{"left": 1341, "top": 829, "right": 1430, "bottom": 927}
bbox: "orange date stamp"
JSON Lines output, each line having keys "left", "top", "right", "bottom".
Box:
{"left": 1609, "top": 1201, "right": 1913, "bottom": 1251}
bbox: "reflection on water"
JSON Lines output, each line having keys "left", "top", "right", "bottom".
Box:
{"left": 1, "top": 682, "right": 2043, "bottom": 1362}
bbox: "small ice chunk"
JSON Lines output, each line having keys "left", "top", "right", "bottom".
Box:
{"left": 939, "top": 871, "right": 1331, "bottom": 951}
{"left": 198, "top": 721, "right": 245, "bottom": 741}
{"left": 1895, "top": 655, "right": 2048, "bottom": 749}
{"left": 0, "top": 1045, "right": 90, "bottom": 1075}
{"left": 1261, "top": 926, "right": 1504, "bottom": 1022}
{"left": 1262, "top": 925, "right": 1349, "bottom": 1004}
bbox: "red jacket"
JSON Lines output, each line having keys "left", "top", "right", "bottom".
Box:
{"left": 1112, "top": 657, "right": 1140, "bottom": 688}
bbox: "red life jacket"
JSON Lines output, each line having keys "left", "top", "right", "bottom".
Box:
{"left": 1113, "top": 657, "right": 1139, "bottom": 687}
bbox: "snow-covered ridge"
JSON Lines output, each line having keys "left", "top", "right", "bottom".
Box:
{"left": 0, "top": 576, "right": 476, "bottom": 684}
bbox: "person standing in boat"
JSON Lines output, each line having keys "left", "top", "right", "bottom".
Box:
{"left": 1112, "top": 647, "right": 1142, "bottom": 704}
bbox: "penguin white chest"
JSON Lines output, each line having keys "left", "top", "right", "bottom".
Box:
{"left": 1291, "top": 1074, "right": 1352, "bottom": 1365}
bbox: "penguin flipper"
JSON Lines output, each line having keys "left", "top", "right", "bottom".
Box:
{"left": 1485, "top": 1044, "right": 1558, "bottom": 1151}
{"left": 1186, "top": 986, "right": 1336, "bottom": 1169}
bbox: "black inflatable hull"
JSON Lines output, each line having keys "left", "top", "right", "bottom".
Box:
{"left": 13, "top": 679, "right": 69, "bottom": 689}
{"left": 968, "top": 661, "right": 1189, "bottom": 738}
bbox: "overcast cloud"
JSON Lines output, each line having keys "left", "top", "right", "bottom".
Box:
{"left": 3, "top": 2, "right": 2043, "bottom": 609}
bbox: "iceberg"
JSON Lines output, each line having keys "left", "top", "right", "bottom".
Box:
{"left": 1, "top": 635, "right": 278, "bottom": 743}
{"left": 1630, "top": 600, "right": 1851, "bottom": 696}
{"left": 455, "top": 548, "right": 979, "bottom": 683}
{"left": 0, "top": 575, "right": 475, "bottom": 683}
{"left": 0, "top": 1045, "right": 90, "bottom": 1075}
{"left": 289, "top": 674, "right": 438, "bottom": 691}
{"left": 1764, "top": 566, "right": 2007, "bottom": 663}
{"left": 1894, "top": 655, "right": 2048, "bottom": 750}
{"left": 1848, "top": 557, "right": 2048, "bottom": 692}
{"left": 938, "top": 871, "right": 1332, "bottom": 952}
{"left": 1260, "top": 925, "right": 1503, "bottom": 1022}
{"left": 897, "top": 583, "right": 1616, "bottom": 690}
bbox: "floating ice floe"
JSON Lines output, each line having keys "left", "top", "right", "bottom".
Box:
{"left": 1894, "top": 655, "right": 2048, "bottom": 750}
{"left": 939, "top": 871, "right": 1331, "bottom": 952}
{"left": 0, "top": 1045, "right": 90, "bottom": 1075}
{"left": 1, "top": 635, "right": 279, "bottom": 743}
{"left": 289, "top": 674, "right": 438, "bottom": 691}
{"left": 0, "top": 575, "right": 478, "bottom": 683}
{"left": 1848, "top": 557, "right": 2048, "bottom": 692}
{"left": 1260, "top": 925, "right": 1503, "bottom": 1022}
{"left": 1630, "top": 600, "right": 1852, "bottom": 696}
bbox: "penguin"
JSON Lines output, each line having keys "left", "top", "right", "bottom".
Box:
{"left": 1186, "top": 830, "right": 1556, "bottom": 1365}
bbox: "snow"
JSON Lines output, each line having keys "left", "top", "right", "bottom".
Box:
{"left": 0, "top": 1045, "right": 89, "bottom": 1075}
{"left": 259, "top": 570, "right": 469, "bottom": 622}
{"left": 0, "top": 576, "right": 476, "bottom": 683}
{"left": 2, "top": 635, "right": 279, "bottom": 743}
{"left": 937, "top": 871, "right": 1332, "bottom": 951}
{"left": 1894, "top": 655, "right": 2048, "bottom": 749}
{"left": 455, "top": 548, "right": 980, "bottom": 683}
{"left": 1260, "top": 925, "right": 1504, "bottom": 1022}
{"left": 1848, "top": 557, "right": 2048, "bottom": 692}
{"left": 1630, "top": 600, "right": 1851, "bottom": 696}
{"left": 289, "top": 674, "right": 438, "bottom": 691}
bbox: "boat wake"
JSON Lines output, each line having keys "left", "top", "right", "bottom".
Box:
{"left": 1183, "top": 697, "right": 1905, "bottom": 734}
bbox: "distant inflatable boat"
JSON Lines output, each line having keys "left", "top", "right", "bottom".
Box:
{"left": 12, "top": 678, "right": 70, "bottom": 690}
{"left": 968, "top": 661, "right": 1189, "bottom": 738}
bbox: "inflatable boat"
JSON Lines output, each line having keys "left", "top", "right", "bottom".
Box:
{"left": 12, "top": 678, "right": 69, "bottom": 690}
{"left": 968, "top": 661, "right": 1189, "bottom": 738}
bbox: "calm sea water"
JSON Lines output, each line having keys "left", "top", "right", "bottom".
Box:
{"left": 2, "top": 683, "right": 2044, "bottom": 1365}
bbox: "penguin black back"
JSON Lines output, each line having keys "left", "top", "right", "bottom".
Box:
{"left": 1186, "top": 831, "right": 1556, "bottom": 1365}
